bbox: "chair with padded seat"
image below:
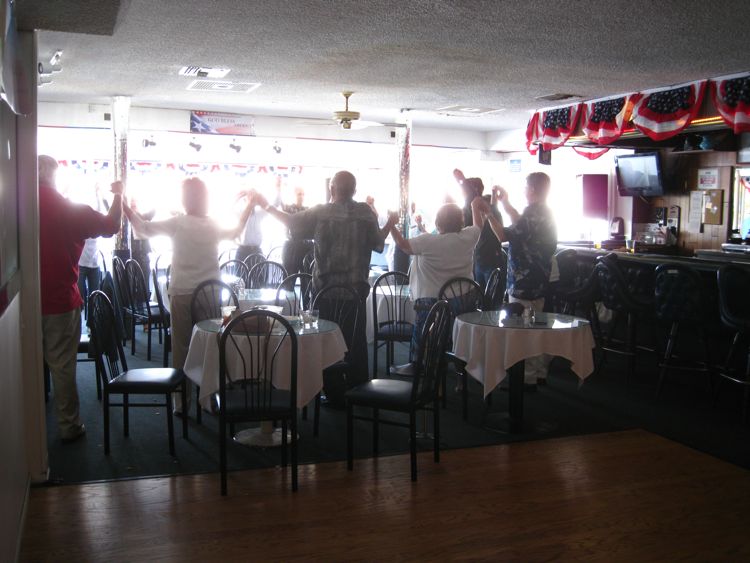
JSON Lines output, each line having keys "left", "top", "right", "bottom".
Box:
{"left": 218, "top": 309, "right": 298, "bottom": 494}
{"left": 220, "top": 259, "right": 251, "bottom": 287}
{"left": 346, "top": 300, "right": 451, "bottom": 481}
{"left": 310, "top": 283, "right": 364, "bottom": 435}
{"left": 112, "top": 255, "right": 131, "bottom": 346}
{"left": 372, "top": 271, "right": 413, "bottom": 377}
{"left": 242, "top": 252, "right": 266, "bottom": 273}
{"left": 190, "top": 279, "right": 239, "bottom": 423}
{"left": 715, "top": 265, "right": 750, "bottom": 422}
{"left": 545, "top": 248, "right": 578, "bottom": 313}
{"left": 483, "top": 262, "right": 507, "bottom": 311}
{"left": 152, "top": 268, "right": 172, "bottom": 368}
{"left": 217, "top": 247, "right": 239, "bottom": 265}
{"left": 653, "top": 263, "right": 712, "bottom": 399}
{"left": 301, "top": 251, "right": 315, "bottom": 276}
{"left": 124, "top": 259, "right": 165, "bottom": 361}
{"left": 593, "top": 254, "right": 654, "bottom": 382}
{"left": 248, "top": 260, "right": 288, "bottom": 290}
{"left": 438, "top": 276, "right": 484, "bottom": 416}
{"left": 275, "top": 273, "right": 314, "bottom": 316}
{"left": 88, "top": 290, "right": 187, "bottom": 455}
{"left": 266, "top": 245, "right": 284, "bottom": 264}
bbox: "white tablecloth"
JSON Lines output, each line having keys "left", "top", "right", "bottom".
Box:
{"left": 452, "top": 311, "right": 595, "bottom": 397}
{"left": 366, "top": 285, "right": 415, "bottom": 343}
{"left": 184, "top": 318, "right": 348, "bottom": 409}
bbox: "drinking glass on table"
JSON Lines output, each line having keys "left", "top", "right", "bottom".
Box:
{"left": 300, "top": 309, "right": 319, "bottom": 329}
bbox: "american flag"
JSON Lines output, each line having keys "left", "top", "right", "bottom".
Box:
{"left": 711, "top": 74, "right": 750, "bottom": 134}
{"left": 631, "top": 80, "right": 707, "bottom": 141}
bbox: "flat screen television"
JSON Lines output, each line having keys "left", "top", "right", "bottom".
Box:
{"left": 615, "top": 152, "right": 664, "bottom": 197}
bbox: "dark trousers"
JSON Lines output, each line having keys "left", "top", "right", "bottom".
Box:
{"left": 474, "top": 262, "right": 497, "bottom": 289}
{"left": 318, "top": 294, "right": 368, "bottom": 408}
{"left": 78, "top": 266, "right": 101, "bottom": 320}
{"left": 282, "top": 239, "right": 314, "bottom": 274}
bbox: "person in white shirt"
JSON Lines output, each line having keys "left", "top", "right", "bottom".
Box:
{"left": 123, "top": 177, "right": 253, "bottom": 412}
{"left": 389, "top": 199, "right": 483, "bottom": 358}
{"left": 77, "top": 237, "right": 101, "bottom": 322}
{"left": 236, "top": 190, "right": 267, "bottom": 263}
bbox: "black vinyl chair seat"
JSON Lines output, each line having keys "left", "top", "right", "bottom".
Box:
{"left": 376, "top": 320, "right": 413, "bottom": 340}
{"left": 107, "top": 368, "right": 185, "bottom": 394}
{"left": 223, "top": 386, "right": 293, "bottom": 417}
{"left": 346, "top": 379, "right": 415, "bottom": 411}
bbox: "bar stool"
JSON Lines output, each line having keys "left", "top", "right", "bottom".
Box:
{"left": 653, "top": 263, "right": 711, "bottom": 399}
{"left": 716, "top": 265, "right": 750, "bottom": 422}
{"left": 593, "top": 254, "right": 654, "bottom": 381}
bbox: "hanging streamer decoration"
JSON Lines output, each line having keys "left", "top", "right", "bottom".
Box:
{"left": 580, "top": 96, "right": 633, "bottom": 144}
{"left": 631, "top": 80, "right": 707, "bottom": 141}
{"left": 571, "top": 147, "right": 610, "bottom": 160}
{"left": 526, "top": 104, "right": 582, "bottom": 154}
{"left": 711, "top": 74, "right": 750, "bottom": 134}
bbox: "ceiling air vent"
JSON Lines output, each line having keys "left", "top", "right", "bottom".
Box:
{"left": 179, "top": 66, "right": 231, "bottom": 78}
{"left": 186, "top": 80, "right": 261, "bottom": 93}
{"left": 435, "top": 105, "right": 504, "bottom": 116}
{"left": 535, "top": 93, "right": 581, "bottom": 102}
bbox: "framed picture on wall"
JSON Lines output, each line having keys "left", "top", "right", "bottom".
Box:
{"left": 738, "top": 133, "right": 750, "bottom": 165}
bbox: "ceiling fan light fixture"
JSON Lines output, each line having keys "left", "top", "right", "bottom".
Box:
{"left": 333, "top": 91, "right": 361, "bottom": 129}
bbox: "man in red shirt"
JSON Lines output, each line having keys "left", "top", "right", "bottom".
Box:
{"left": 39, "top": 155, "right": 123, "bottom": 442}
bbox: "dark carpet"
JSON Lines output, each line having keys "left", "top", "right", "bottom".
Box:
{"left": 45, "top": 326, "right": 750, "bottom": 485}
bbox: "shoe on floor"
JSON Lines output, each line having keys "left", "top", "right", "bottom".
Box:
{"left": 61, "top": 424, "right": 86, "bottom": 443}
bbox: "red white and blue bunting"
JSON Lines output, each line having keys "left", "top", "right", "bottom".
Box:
{"left": 630, "top": 80, "right": 707, "bottom": 141}
{"left": 711, "top": 73, "right": 750, "bottom": 134}
{"left": 526, "top": 103, "right": 582, "bottom": 153}
{"left": 580, "top": 95, "right": 635, "bottom": 145}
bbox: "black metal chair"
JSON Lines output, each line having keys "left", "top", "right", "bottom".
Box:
{"left": 99, "top": 249, "right": 109, "bottom": 275}
{"left": 594, "top": 254, "right": 654, "bottom": 382}
{"left": 220, "top": 259, "right": 251, "bottom": 286}
{"left": 716, "top": 265, "right": 750, "bottom": 422}
{"left": 218, "top": 309, "right": 298, "bottom": 494}
{"left": 311, "top": 283, "right": 364, "bottom": 435}
{"left": 218, "top": 247, "right": 239, "bottom": 264}
{"left": 653, "top": 263, "right": 712, "bottom": 399}
{"left": 88, "top": 290, "right": 187, "bottom": 455}
{"left": 346, "top": 300, "right": 451, "bottom": 481}
{"left": 248, "top": 260, "right": 288, "bottom": 290}
{"left": 152, "top": 268, "right": 172, "bottom": 368}
{"left": 275, "top": 273, "right": 314, "bottom": 316}
{"left": 545, "top": 248, "right": 577, "bottom": 312}
{"left": 190, "top": 279, "right": 239, "bottom": 423}
{"left": 372, "top": 271, "right": 413, "bottom": 377}
{"left": 242, "top": 252, "right": 266, "bottom": 273}
{"left": 483, "top": 262, "right": 507, "bottom": 311}
{"left": 124, "top": 259, "right": 165, "bottom": 361}
{"left": 266, "top": 245, "right": 284, "bottom": 263}
{"left": 301, "top": 250, "right": 315, "bottom": 276}
{"left": 439, "top": 277, "right": 484, "bottom": 417}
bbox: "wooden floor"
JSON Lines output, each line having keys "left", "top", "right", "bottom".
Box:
{"left": 19, "top": 429, "right": 750, "bottom": 562}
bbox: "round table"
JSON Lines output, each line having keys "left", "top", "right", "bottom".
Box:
{"left": 452, "top": 310, "right": 595, "bottom": 433}
{"left": 184, "top": 317, "right": 348, "bottom": 446}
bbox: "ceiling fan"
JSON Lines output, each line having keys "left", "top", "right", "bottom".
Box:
{"left": 295, "top": 91, "right": 405, "bottom": 130}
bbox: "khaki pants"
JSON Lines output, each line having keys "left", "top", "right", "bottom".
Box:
{"left": 42, "top": 308, "right": 84, "bottom": 438}
{"left": 509, "top": 295, "right": 549, "bottom": 384}
{"left": 169, "top": 293, "right": 194, "bottom": 411}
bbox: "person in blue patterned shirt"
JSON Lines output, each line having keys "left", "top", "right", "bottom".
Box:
{"left": 475, "top": 172, "right": 557, "bottom": 388}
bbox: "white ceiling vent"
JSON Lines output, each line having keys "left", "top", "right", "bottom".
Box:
{"left": 186, "top": 80, "right": 261, "bottom": 93}
{"left": 435, "top": 105, "right": 504, "bottom": 116}
{"left": 179, "top": 66, "right": 231, "bottom": 78}
{"left": 535, "top": 93, "right": 581, "bottom": 102}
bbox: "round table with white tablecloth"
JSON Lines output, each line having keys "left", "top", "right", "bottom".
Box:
{"left": 452, "top": 311, "right": 595, "bottom": 432}
{"left": 184, "top": 318, "right": 347, "bottom": 411}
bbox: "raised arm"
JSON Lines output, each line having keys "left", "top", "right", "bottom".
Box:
{"left": 379, "top": 211, "right": 399, "bottom": 244}
{"left": 472, "top": 196, "right": 505, "bottom": 242}
{"left": 123, "top": 199, "right": 172, "bottom": 238}
{"left": 493, "top": 185, "right": 520, "bottom": 224}
{"left": 105, "top": 181, "right": 124, "bottom": 232}
{"left": 389, "top": 222, "right": 413, "bottom": 255}
{"left": 254, "top": 191, "right": 293, "bottom": 228}
{"left": 221, "top": 197, "right": 256, "bottom": 240}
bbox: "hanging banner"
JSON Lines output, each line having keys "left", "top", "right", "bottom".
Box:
{"left": 711, "top": 73, "right": 750, "bottom": 134}
{"left": 190, "top": 110, "right": 256, "bottom": 136}
{"left": 580, "top": 95, "right": 634, "bottom": 145}
{"left": 69, "top": 160, "right": 110, "bottom": 172}
{"left": 631, "top": 80, "right": 707, "bottom": 141}
{"left": 572, "top": 147, "right": 610, "bottom": 160}
{"left": 526, "top": 104, "right": 582, "bottom": 152}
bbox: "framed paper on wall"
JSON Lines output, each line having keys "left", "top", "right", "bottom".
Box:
{"left": 738, "top": 132, "right": 750, "bottom": 165}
